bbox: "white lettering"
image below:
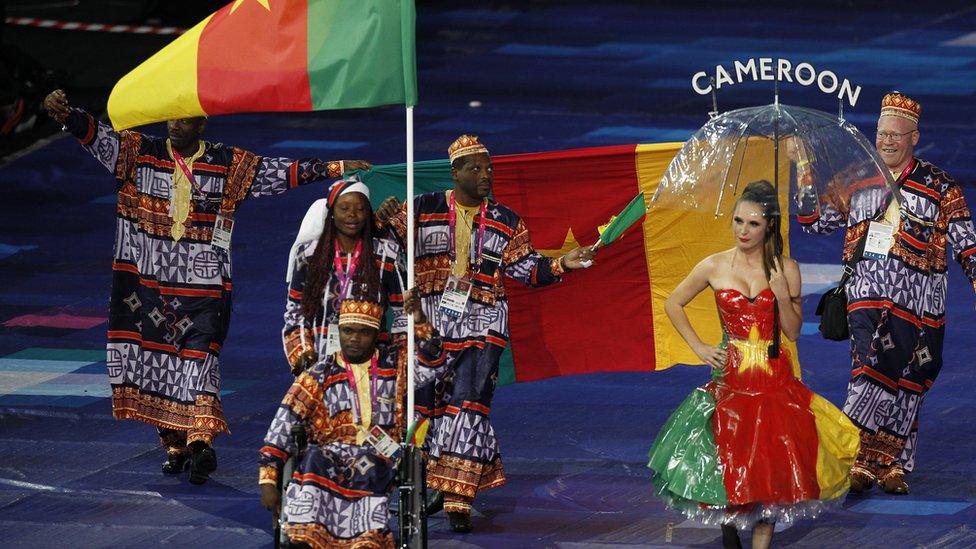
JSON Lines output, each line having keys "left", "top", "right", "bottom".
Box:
{"left": 692, "top": 71, "right": 711, "bottom": 95}
{"left": 817, "top": 70, "right": 838, "bottom": 94}
{"left": 690, "top": 59, "right": 861, "bottom": 106}
{"left": 777, "top": 58, "right": 794, "bottom": 82}
{"left": 759, "top": 57, "right": 774, "bottom": 80}
{"left": 734, "top": 59, "right": 758, "bottom": 83}
{"left": 795, "top": 62, "right": 816, "bottom": 85}
{"left": 838, "top": 79, "right": 862, "bottom": 107}
{"left": 715, "top": 65, "right": 734, "bottom": 89}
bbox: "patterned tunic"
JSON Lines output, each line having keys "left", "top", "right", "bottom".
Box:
{"left": 258, "top": 334, "right": 445, "bottom": 549}
{"left": 63, "top": 108, "right": 343, "bottom": 443}
{"left": 387, "top": 191, "right": 565, "bottom": 501}
{"left": 282, "top": 237, "right": 406, "bottom": 372}
{"left": 798, "top": 157, "right": 976, "bottom": 471}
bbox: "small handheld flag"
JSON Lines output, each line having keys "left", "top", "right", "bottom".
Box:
{"left": 597, "top": 192, "right": 646, "bottom": 246}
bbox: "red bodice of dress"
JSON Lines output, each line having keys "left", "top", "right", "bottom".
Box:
{"left": 713, "top": 288, "right": 793, "bottom": 389}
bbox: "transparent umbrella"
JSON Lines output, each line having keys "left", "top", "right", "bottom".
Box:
{"left": 651, "top": 103, "right": 898, "bottom": 223}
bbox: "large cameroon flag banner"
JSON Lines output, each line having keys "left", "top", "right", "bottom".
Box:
{"left": 108, "top": 0, "right": 417, "bottom": 129}
{"left": 360, "top": 143, "right": 798, "bottom": 384}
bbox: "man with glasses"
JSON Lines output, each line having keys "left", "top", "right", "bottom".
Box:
{"left": 797, "top": 92, "right": 976, "bottom": 495}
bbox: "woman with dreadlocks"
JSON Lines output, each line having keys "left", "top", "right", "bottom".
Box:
{"left": 282, "top": 177, "right": 405, "bottom": 375}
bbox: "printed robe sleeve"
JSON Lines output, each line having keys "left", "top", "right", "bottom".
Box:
{"left": 376, "top": 235, "right": 407, "bottom": 341}
{"left": 283, "top": 245, "right": 317, "bottom": 373}
{"left": 942, "top": 183, "right": 976, "bottom": 290}
{"left": 248, "top": 157, "right": 344, "bottom": 198}
{"left": 258, "top": 372, "right": 323, "bottom": 485}
{"left": 64, "top": 108, "right": 142, "bottom": 189}
{"left": 383, "top": 199, "right": 410, "bottom": 247}
{"left": 796, "top": 186, "right": 847, "bottom": 235}
{"left": 501, "top": 217, "right": 564, "bottom": 287}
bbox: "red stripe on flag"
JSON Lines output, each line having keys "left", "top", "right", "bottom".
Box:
{"left": 493, "top": 144, "right": 653, "bottom": 382}
{"left": 197, "top": 0, "right": 312, "bottom": 115}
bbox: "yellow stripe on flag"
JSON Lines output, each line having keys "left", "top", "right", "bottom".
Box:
{"left": 810, "top": 393, "right": 860, "bottom": 500}
{"left": 637, "top": 140, "right": 802, "bottom": 377}
{"left": 107, "top": 15, "right": 213, "bottom": 130}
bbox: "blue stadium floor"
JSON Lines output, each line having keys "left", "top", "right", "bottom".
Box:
{"left": 2, "top": 2, "right": 976, "bottom": 547}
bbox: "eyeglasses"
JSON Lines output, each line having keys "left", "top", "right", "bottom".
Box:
{"left": 876, "top": 130, "right": 916, "bottom": 142}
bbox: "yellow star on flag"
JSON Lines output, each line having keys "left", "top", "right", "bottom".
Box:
{"left": 538, "top": 228, "right": 581, "bottom": 258}
{"left": 730, "top": 324, "right": 773, "bottom": 376}
{"left": 231, "top": 0, "right": 271, "bottom": 14}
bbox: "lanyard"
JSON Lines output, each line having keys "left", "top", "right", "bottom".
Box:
{"left": 333, "top": 239, "right": 363, "bottom": 304}
{"left": 170, "top": 147, "right": 201, "bottom": 194}
{"left": 342, "top": 351, "right": 379, "bottom": 425}
{"left": 895, "top": 158, "right": 916, "bottom": 184}
{"left": 448, "top": 191, "right": 488, "bottom": 269}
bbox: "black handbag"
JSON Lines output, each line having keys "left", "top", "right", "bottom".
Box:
{"left": 815, "top": 214, "right": 877, "bottom": 341}
{"left": 815, "top": 265, "right": 854, "bottom": 341}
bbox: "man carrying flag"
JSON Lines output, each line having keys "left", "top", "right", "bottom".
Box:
{"left": 381, "top": 134, "right": 598, "bottom": 532}
{"left": 44, "top": 89, "right": 369, "bottom": 485}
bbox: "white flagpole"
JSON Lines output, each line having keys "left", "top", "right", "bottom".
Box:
{"left": 406, "top": 105, "right": 416, "bottom": 425}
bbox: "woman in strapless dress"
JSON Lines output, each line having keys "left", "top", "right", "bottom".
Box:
{"left": 647, "top": 180, "right": 859, "bottom": 549}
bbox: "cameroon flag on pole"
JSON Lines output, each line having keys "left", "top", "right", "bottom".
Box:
{"left": 358, "top": 143, "right": 800, "bottom": 384}
{"left": 108, "top": 0, "right": 417, "bottom": 130}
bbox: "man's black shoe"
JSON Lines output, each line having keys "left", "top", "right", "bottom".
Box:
{"left": 426, "top": 490, "right": 444, "bottom": 515}
{"left": 447, "top": 511, "right": 472, "bottom": 533}
{"left": 161, "top": 453, "right": 188, "bottom": 475}
{"left": 188, "top": 442, "right": 217, "bottom": 485}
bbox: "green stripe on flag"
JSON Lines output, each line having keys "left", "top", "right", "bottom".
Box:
{"left": 598, "top": 192, "right": 646, "bottom": 246}
{"left": 307, "top": 0, "right": 418, "bottom": 110}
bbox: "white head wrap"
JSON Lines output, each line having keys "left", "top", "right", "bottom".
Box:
{"left": 285, "top": 177, "right": 370, "bottom": 283}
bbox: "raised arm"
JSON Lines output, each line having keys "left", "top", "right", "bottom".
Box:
{"left": 248, "top": 156, "right": 347, "bottom": 198}
{"left": 44, "top": 89, "right": 140, "bottom": 181}
{"left": 664, "top": 255, "right": 726, "bottom": 368}
{"left": 795, "top": 185, "right": 847, "bottom": 235}
{"left": 769, "top": 257, "right": 803, "bottom": 341}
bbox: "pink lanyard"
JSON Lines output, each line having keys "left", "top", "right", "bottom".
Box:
{"left": 895, "top": 158, "right": 916, "bottom": 185}
{"left": 170, "top": 147, "right": 201, "bottom": 193}
{"left": 333, "top": 239, "right": 363, "bottom": 304}
{"left": 343, "top": 352, "right": 379, "bottom": 425}
{"left": 447, "top": 192, "right": 488, "bottom": 269}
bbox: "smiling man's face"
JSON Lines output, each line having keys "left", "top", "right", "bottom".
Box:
{"left": 876, "top": 115, "right": 918, "bottom": 173}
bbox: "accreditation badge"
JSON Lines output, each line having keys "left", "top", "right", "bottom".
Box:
{"left": 211, "top": 214, "right": 235, "bottom": 251}
{"left": 365, "top": 425, "right": 400, "bottom": 460}
{"left": 864, "top": 221, "right": 895, "bottom": 260}
{"left": 324, "top": 322, "right": 340, "bottom": 356}
{"left": 438, "top": 274, "right": 471, "bottom": 320}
